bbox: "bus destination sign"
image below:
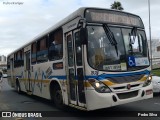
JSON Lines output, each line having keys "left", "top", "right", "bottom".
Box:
{"left": 85, "top": 9, "right": 144, "bottom": 28}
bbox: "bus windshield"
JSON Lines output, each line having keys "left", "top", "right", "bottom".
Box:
{"left": 87, "top": 25, "right": 149, "bottom": 71}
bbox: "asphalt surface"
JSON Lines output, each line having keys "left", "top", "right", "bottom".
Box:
{"left": 0, "top": 78, "right": 160, "bottom": 120}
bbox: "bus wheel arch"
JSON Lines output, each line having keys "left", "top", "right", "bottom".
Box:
{"left": 16, "top": 78, "right": 21, "bottom": 94}
{"left": 50, "top": 80, "right": 64, "bottom": 109}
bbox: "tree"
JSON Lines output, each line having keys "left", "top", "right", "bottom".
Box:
{"left": 110, "top": 1, "right": 124, "bottom": 10}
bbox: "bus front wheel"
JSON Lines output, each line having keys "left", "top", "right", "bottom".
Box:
{"left": 52, "top": 85, "right": 64, "bottom": 109}
{"left": 16, "top": 81, "right": 21, "bottom": 94}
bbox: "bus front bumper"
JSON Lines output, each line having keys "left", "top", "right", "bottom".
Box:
{"left": 85, "top": 83, "right": 153, "bottom": 111}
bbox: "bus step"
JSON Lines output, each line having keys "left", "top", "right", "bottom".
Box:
{"left": 69, "top": 104, "right": 86, "bottom": 111}
{"left": 27, "top": 91, "right": 32, "bottom": 95}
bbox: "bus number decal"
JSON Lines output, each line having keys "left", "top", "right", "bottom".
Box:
{"left": 91, "top": 71, "right": 99, "bottom": 76}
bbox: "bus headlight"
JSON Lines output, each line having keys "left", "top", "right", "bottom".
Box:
{"left": 142, "top": 75, "right": 152, "bottom": 87}
{"left": 88, "top": 79, "right": 111, "bottom": 93}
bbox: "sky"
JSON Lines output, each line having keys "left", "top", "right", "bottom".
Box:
{"left": 0, "top": 0, "right": 159, "bottom": 56}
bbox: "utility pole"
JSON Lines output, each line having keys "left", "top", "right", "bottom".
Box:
{"left": 148, "top": 0, "right": 152, "bottom": 70}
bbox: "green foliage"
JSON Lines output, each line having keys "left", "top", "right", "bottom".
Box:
{"left": 110, "top": 1, "right": 124, "bottom": 10}
{"left": 151, "top": 68, "right": 160, "bottom": 76}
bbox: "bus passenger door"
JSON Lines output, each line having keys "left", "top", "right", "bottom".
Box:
{"left": 66, "top": 30, "right": 86, "bottom": 107}
{"left": 25, "top": 51, "right": 32, "bottom": 93}
{"left": 10, "top": 58, "right": 14, "bottom": 87}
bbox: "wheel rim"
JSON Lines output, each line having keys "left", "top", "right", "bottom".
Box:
{"left": 55, "top": 90, "right": 62, "bottom": 104}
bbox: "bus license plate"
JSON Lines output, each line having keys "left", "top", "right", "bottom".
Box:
{"left": 146, "top": 89, "right": 153, "bottom": 95}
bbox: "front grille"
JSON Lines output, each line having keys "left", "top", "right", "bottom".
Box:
{"left": 113, "top": 86, "right": 125, "bottom": 90}
{"left": 107, "top": 74, "right": 144, "bottom": 84}
{"left": 117, "top": 90, "right": 138, "bottom": 99}
{"left": 131, "top": 84, "right": 140, "bottom": 88}
{"left": 113, "top": 84, "right": 140, "bottom": 90}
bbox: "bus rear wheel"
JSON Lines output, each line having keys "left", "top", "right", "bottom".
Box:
{"left": 52, "top": 86, "right": 64, "bottom": 109}
{"left": 16, "top": 81, "right": 21, "bottom": 94}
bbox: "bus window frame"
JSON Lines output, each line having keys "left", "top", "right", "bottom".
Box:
{"left": 31, "top": 42, "right": 37, "bottom": 64}
{"left": 48, "top": 28, "right": 63, "bottom": 61}
{"left": 36, "top": 36, "right": 48, "bottom": 63}
{"left": 14, "top": 49, "right": 24, "bottom": 68}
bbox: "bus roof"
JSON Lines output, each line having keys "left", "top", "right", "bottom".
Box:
{"left": 8, "top": 7, "right": 143, "bottom": 57}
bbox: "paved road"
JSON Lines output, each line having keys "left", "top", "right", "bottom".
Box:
{"left": 0, "top": 78, "right": 160, "bottom": 120}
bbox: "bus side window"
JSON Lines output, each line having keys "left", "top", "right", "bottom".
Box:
{"left": 21, "top": 49, "right": 24, "bottom": 66}
{"left": 14, "top": 52, "right": 17, "bottom": 68}
{"left": 31, "top": 42, "right": 37, "bottom": 64}
{"left": 75, "top": 31, "right": 82, "bottom": 66}
{"left": 14, "top": 50, "right": 24, "bottom": 68}
{"left": 49, "top": 29, "right": 63, "bottom": 61}
{"left": 37, "top": 37, "right": 48, "bottom": 63}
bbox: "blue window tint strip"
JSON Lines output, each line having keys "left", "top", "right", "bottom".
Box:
{"left": 49, "top": 76, "right": 67, "bottom": 79}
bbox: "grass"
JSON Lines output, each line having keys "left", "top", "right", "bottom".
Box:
{"left": 151, "top": 68, "right": 160, "bottom": 76}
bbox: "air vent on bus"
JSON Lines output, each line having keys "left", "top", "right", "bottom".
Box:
{"left": 113, "top": 84, "right": 140, "bottom": 90}
{"left": 117, "top": 90, "right": 138, "bottom": 99}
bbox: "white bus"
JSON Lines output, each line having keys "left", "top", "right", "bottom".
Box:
{"left": 7, "top": 7, "right": 153, "bottom": 111}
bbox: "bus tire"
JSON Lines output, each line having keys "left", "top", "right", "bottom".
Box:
{"left": 52, "top": 85, "right": 64, "bottom": 109}
{"left": 16, "top": 81, "right": 21, "bottom": 94}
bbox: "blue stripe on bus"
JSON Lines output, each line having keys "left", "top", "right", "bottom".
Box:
{"left": 85, "top": 70, "right": 150, "bottom": 80}
{"left": 8, "top": 70, "right": 150, "bottom": 81}
{"left": 48, "top": 76, "right": 67, "bottom": 79}
{"left": 48, "top": 70, "right": 150, "bottom": 80}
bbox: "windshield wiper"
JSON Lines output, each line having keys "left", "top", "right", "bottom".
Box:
{"left": 104, "top": 24, "right": 118, "bottom": 56}
{"left": 131, "top": 27, "right": 137, "bottom": 37}
{"left": 129, "top": 27, "right": 138, "bottom": 55}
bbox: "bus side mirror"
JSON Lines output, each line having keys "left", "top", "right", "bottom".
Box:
{"left": 80, "top": 28, "right": 87, "bottom": 44}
